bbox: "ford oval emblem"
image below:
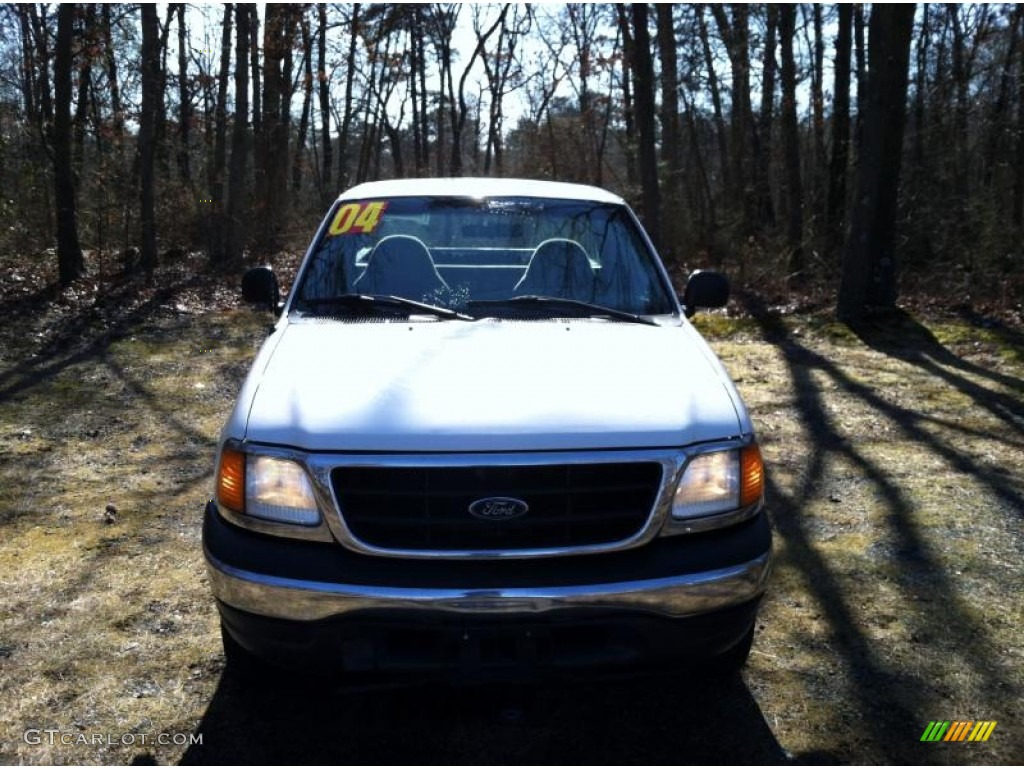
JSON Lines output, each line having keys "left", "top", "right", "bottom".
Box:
{"left": 468, "top": 497, "right": 529, "bottom": 521}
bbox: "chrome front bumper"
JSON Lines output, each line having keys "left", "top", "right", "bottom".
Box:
{"left": 205, "top": 548, "right": 772, "bottom": 622}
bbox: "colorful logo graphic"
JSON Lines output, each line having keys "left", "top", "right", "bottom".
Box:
{"left": 920, "top": 721, "right": 997, "bottom": 742}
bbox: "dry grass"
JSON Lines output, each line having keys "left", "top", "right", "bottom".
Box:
{"left": 703, "top": 306, "right": 1024, "bottom": 764}
{"left": 0, "top": 292, "right": 1021, "bottom": 764}
{"left": 0, "top": 300, "right": 263, "bottom": 765}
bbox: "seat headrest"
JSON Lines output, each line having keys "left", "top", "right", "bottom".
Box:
{"left": 514, "top": 238, "right": 595, "bottom": 301}
{"left": 353, "top": 235, "right": 449, "bottom": 300}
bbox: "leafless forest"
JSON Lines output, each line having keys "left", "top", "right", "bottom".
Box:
{"left": 1, "top": 4, "right": 1022, "bottom": 320}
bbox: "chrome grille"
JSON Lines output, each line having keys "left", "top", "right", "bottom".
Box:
{"left": 331, "top": 463, "right": 663, "bottom": 552}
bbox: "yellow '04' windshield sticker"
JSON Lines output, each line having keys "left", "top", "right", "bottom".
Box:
{"left": 328, "top": 201, "right": 388, "bottom": 236}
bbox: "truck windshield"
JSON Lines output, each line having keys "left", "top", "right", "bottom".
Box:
{"left": 295, "top": 196, "right": 675, "bottom": 317}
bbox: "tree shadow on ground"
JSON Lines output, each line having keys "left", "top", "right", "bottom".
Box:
{"left": 738, "top": 292, "right": 1023, "bottom": 761}
{"left": 0, "top": 247, "right": 254, "bottom": 405}
{"left": 849, "top": 308, "right": 1024, "bottom": 433}
{"left": 180, "top": 670, "right": 811, "bottom": 765}
{"left": 0, "top": 272, "right": 212, "bottom": 404}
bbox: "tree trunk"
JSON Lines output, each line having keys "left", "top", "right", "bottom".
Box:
{"left": 615, "top": 4, "right": 637, "bottom": 188}
{"left": 853, "top": 3, "right": 866, "bottom": 150}
{"left": 811, "top": 3, "right": 826, "bottom": 229}
{"left": 101, "top": 4, "right": 124, "bottom": 145}
{"left": 837, "top": 4, "right": 916, "bottom": 320}
{"left": 338, "top": 3, "right": 359, "bottom": 190}
{"left": 656, "top": 4, "right": 684, "bottom": 258}
{"left": 16, "top": 7, "right": 38, "bottom": 130}
{"left": 73, "top": 4, "right": 96, "bottom": 187}
{"left": 949, "top": 5, "right": 970, "bottom": 200}
{"left": 208, "top": 4, "right": 232, "bottom": 265}
{"left": 630, "top": 3, "right": 661, "bottom": 250}
{"left": 410, "top": 15, "right": 424, "bottom": 174}
{"left": 911, "top": 5, "right": 929, "bottom": 178}
{"left": 756, "top": 4, "right": 777, "bottom": 228}
{"left": 293, "top": 10, "right": 313, "bottom": 194}
{"left": 226, "top": 3, "right": 252, "bottom": 264}
{"left": 682, "top": 88, "right": 718, "bottom": 258}
{"left": 255, "top": 4, "right": 294, "bottom": 253}
{"left": 250, "top": 8, "right": 261, "bottom": 137}
{"left": 317, "top": 4, "right": 332, "bottom": 196}
{"left": 452, "top": 5, "right": 508, "bottom": 177}
{"left": 54, "top": 3, "right": 85, "bottom": 286}
{"left": 417, "top": 8, "right": 430, "bottom": 175}
{"left": 139, "top": 4, "right": 160, "bottom": 277}
{"left": 779, "top": 5, "right": 803, "bottom": 277}
{"left": 1016, "top": 7, "right": 1024, "bottom": 232}
{"left": 983, "top": 6, "right": 1021, "bottom": 189}
{"left": 711, "top": 4, "right": 754, "bottom": 232}
{"left": 826, "top": 4, "right": 853, "bottom": 251}
{"left": 29, "top": 5, "right": 54, "bottom": 145}
{"left": 698, "top": 5, "right": 730, "bottom": 197}
{"left": 154, "top": 6, "right": 174, "bottom": 177}
{"left": 176, "top": 3, "right": 191, "bottom": 183}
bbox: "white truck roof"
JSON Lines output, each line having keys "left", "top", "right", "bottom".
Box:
{"left": 338, "top": 177, "right": 626, "bottom": 205}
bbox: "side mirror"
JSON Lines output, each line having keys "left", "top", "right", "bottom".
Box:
{"left": 241, "top": 266, "right": 281, "bottom": 314}
{"left": 682, "top": 270, "right": 729, "bottom": 318}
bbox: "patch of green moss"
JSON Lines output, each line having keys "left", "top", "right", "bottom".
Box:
{"left": 690, "top": 313, "right": 764, "bottom": 340}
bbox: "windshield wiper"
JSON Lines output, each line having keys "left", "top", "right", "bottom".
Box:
{"left": 467, "top": 295, "right": 658, "bottom": 326}
{"left": 297, "top": 294, "right": 473, "bottom": 321}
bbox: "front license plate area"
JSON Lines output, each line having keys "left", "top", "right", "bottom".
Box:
{"left": 457, "top": 626, "right": 550, "bottom": 673}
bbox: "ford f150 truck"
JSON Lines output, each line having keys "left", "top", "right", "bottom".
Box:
{"left": 203, "top": 178, "right": 771, "bottom": 681}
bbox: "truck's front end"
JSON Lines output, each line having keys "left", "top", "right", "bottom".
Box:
{"left": 204, "top": 178, "right": 771, "bottom": 681}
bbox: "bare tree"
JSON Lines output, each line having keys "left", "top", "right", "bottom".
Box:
{"left": 479, "top": 5, "right": 530, "bottom": 175}
{"left": 613, "top": 4, "right": 636, "bottom": 187}
{"left": 226, "top": 3, "right": 252, "bottom": 264}
{"left": 139, "top": 4, "right": 160, "bottom": 277}
{"left": 292, "top": 8, "right": 314, "bottom": 193}
{"left": 711, "top": 4, "right": 755, "bottom": 232}
{"left": 696, "top": 5, "right": 730, "bottom": 204}
{"left": 630, "top": 3, "right": 660, "bottom": 250}
{"left": 809, "top": 4, "right": 826, "bottom": 228}
{"left": 756, "top": 4, "right": 777, "bottom": 228}
{"left": 72, "top": 4, "right": 97, "bottom": 184}
{"left": 176, "top": 3, "right": 191, "bottom": 183}
{"left": 451, "top": 4, "right": 509, "bottom": 175}
{"left": 207, "top": 4, "right": 233, "bottom": 265}
{"left": 838, "top": 4, "right": 916, "bottom": 320}
{"left": 656, "top": 4, "right": 684, "bottom": 256}
{"left": 779, "top": 4, "right": 802, "bottom": 277}
{"left": 826, "top": 4, "right": 853, "bottom": 252}
{"left": 338, "top": 3, "right": 360, "bottom": 190}
{"left": 1016, "top": 8, "right": 1024, "bottom": 233}
{"left": 316, "top": 4, "right": 331, "bottom": 196}
{"left": 54, "top": 3, "right": 85, "bottom": 285}
{"left": 255, "top": 3, "right": 298, "bottom": 253}
{"left": 100, "top": 4, "right": 124, "bottom": 145}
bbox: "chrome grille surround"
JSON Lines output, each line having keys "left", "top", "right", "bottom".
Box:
{"left": 216, "top": 438, "right": 762, "bottom": 559}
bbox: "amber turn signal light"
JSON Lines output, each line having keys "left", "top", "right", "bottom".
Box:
{"left": 217, "top": 447, "right": 245, "bottom": 513}
{"left": 739, "top": 444, "right": 764, "bottom": 507}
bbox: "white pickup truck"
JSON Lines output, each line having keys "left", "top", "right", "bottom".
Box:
{"left": 204, "top": 178, "right": 771, "bottom": 682}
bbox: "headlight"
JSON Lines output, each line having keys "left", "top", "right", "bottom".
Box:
{"left": 245, "top": 456, "right": 320, "bottom": 524}
{"left": 215, "top": 447, "right": 320, "bottom": 525}
{"left": 672, "top": 445, "right": 763, "bottom": 519}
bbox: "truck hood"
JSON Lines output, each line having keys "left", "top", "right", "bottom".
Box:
{"left": 242, "top": 319, "right": 745, "bottom": 452}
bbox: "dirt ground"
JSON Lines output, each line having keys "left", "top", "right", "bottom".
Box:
{"left": 0, "top": 257, "right": 1021, "bottom": 765}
